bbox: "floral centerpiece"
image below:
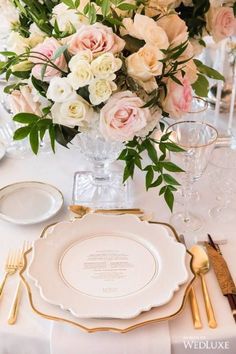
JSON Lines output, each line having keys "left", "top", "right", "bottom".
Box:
{"left": 0, "top": 0, "right": 230, "bottom": 209}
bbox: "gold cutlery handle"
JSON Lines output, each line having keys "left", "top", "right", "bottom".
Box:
{"left": 95, "top": 210, "right": 143, "bottom": 215}
{"left": 8, "top": 280, "right": 22, "bottom": 325}
{"left": 200, "top": 274, "right": 217, "bottom": 328}
{"left": 0, "top": 273, "right": 8, "bottom": 299}
{"left": 189, "top": 287, "right": 202, "bottom": 329}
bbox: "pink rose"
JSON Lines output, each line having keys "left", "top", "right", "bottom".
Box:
{"left": 206, "top": 7, "right": 236, "bottom": 42}
{"left": 30, "top": 38, "right": 67, "bottom": 82}
{"left": 67, "top": 23, "right": 125, "bottom": 56}
{"left": 9, "top": 85, "right": 42, "bottom": 116}
{"left": 162, "top": 74, "right": 192, "bottom": 118}
{"left": 100, "top": 91, "right": 151, "bottom": 142}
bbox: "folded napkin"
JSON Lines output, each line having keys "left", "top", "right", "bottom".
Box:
{"left": 50, "top": 321, "right": 171, "bottom": 354}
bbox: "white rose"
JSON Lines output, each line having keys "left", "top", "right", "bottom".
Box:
{"left": 68, "top": 60, "right": 94, "bottom": 89}
{"left": 47, "top": 77, "right": 74, "bottom": 103}
{"left": 68, "top": 51, "right": 93, "bottom": 70}
{"left": 7, "top": 32, "right": 28, "bottom": 54}
{"left": 91, "top": 53, "right": 122, "bottom": 80}
{"left": 89, "top": 79, "right": 117, "bottom": 105}
{"left": 51, "top": 94, "right": 94, "bottom": 128}
{"left": 51, "top": 3, "right": 88, "bottom": 33}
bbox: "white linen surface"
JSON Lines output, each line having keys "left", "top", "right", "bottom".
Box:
{"left": 50, "top": 322, "right": 170, "bottom": 354}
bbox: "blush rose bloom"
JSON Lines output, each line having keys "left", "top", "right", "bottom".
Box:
{"left": 9, "top": 85, "right": 42, "bottom": 116}
{"left": 162, "top": 74, "right": 192, "bottom": 119}
{"left": 67, "top": 23, "right": 125, "bottom": 56}
{"left": 30, "top": 38, "right": 67, "bottom": 82}
{"left": 126, "top": 45, "right": 164, "bottom": 93}
{"left": 100, "top": 91, "right": 152, "bottom": 142}
{"left": 206, "top": 6, "right": 236, "bottom": 42}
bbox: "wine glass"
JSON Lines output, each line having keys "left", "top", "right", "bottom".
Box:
{"left": 167, "top": 121, "right": 218, "bottom": 232}
{"left": 209, "top": 147, "right": 236, "bottom": 222}
{"left": 174, "top": 97, "right": 208, "bottom": 204}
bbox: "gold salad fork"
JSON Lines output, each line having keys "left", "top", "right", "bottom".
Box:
{"left": 8, "top": 242, "right": 31, "bottom": 325}
{"left": 0, "top": 250, "right": 19, "bottom": 301}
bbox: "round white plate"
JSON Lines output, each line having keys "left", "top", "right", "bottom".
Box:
{"left": 0, "top": 141, "right": 6, "bottom": 161}
{"left": 0, "top": 181, "right": 63, "bottom": 225}
{"left": 28, "top": 215, "right": 188, "bottom": 319}
{"left": 22, "top": 247, "right": 194, "bottom": 332}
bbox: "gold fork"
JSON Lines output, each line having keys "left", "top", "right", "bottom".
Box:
{"left": 8, "top": 242, "right": 31, "bottom": 325}
{"left": 0, "top": 250, "right": 19, "bottom": 301}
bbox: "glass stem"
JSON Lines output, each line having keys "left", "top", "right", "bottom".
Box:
{"left": 93, "top": 161, "right": 110, "bottom": 183}
{"left": 183, "top": 153, "right": 193, "bottom": 223}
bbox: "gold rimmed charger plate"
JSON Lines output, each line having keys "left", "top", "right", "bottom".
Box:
{"left": 20, "top": 220, "right": 196, "bottom": 333}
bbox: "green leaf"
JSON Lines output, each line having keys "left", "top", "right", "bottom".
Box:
{"left": 0, "top": 51, "right": 16, "bottom": 57}
{"left": 150, "top": 175, "right": 163, "bottom": 188}
{"left": 164, "top": 187, "right": 174, "bottom": 212}
{"left": 165, "top": 142, "right": 185, "bottom": 152}
{"left": 41, "top": 64, "right": 47, "bottom": 81}
{"left": 145, "top": 140, "right": 159, "bottom": 165}
{"left": 52, "top": 45, "right": 68, "bottom": 61}
{"left": 101, "top": 0, "right": 110, "bottom": 17}
{"left": 13, "top": 126, "right": 31, "bottom": 140}
{"left": 159, "top": 186, "right": 167, "bottom": 196}
{"left": 29, "top": 125, "right": 39, "bottom": 155}
{"left": 123, "top": 35, "right": 145, "bottom": 52}
{"left": 194, "top": 59, "right": 224, "bottom": 81}
{"left": 12, "top": 70, "right": 31, "bottom": 79}
{"left": 233, "top": 2, "right": 236, "bottom": 16}
{"left": 192, "top": 73, "right": 209, "bottom": 97}
{"left": 117, "top": 3, "right": 136, "bottom": 10}
{"left": 160, "top": 161, "right": 184, "bottom": 173}
{"left": 170, "top": 75, "right": 183, "bottom": 86}
{"left": 163, "top": 174, "right": 180, "bottom": 186}
{"left": 62, "top": 0, "right": 75, "bottom": 8}
{"left": 31, "top": 76, "right": 48, "bottom": 98}
{"left": 13, "top": 113, "right": 40, "bottom": 124}
{"left": 145, "top": 168, "right": 154, "bottom": 190}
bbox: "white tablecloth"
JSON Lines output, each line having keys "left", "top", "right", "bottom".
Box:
{"left": 0, "top": 109, "right": 236, "bottom": 353}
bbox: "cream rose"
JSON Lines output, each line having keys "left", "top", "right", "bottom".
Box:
{"left": 51, "top": 3, "right": 87, "bottom": 33}
{"left": 122, "top": 14, "right": 169, "bottom": 50}
{"left": 126, "top": 45, "right": 163, "bottom": 93}
{"left": 100, "top": 91, "right": 152, "bottom": 142}
{"left": 88, "top": 79, "right": 117, "bottom": 105}
{"left": 47, "top": 77, "right": 74, "bottom": 103}
{"left": 9, "top": 85, "right": 42, "bottom": 116}
{"left": 51, "top": 94, "right": 93, "bottom": 128}
{"left": 69, "top": 50, "right": 93, "bottom": 69}
{"left": 206, "top": 6, "right": 236, "bottom": 42}
{"left": 157, "top": 14, "right": 188, "bottom": 48}
{"left": 68, "top": 61, "right": 94, "bottom": 89}
{"left": 91, "top": 53, "right": 122, "bottom": 80}
{"left": 67, "top": 23, "right": 125, "bottom": 56}
{"left": 162, "top": 74, "right": 192, "bottom": 118}
{"left": 30, "top": 38, "right": 68, "bottom": 82}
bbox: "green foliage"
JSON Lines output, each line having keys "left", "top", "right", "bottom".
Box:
{"left": 118, "top": 135, "right": 185, "bottom": 211}
{"left": 12, "top": 113, "right": 79, "bottom": 154}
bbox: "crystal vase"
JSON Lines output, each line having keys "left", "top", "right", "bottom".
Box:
{"left": 72, "top": 129, "right": 131, "bottom": 209}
